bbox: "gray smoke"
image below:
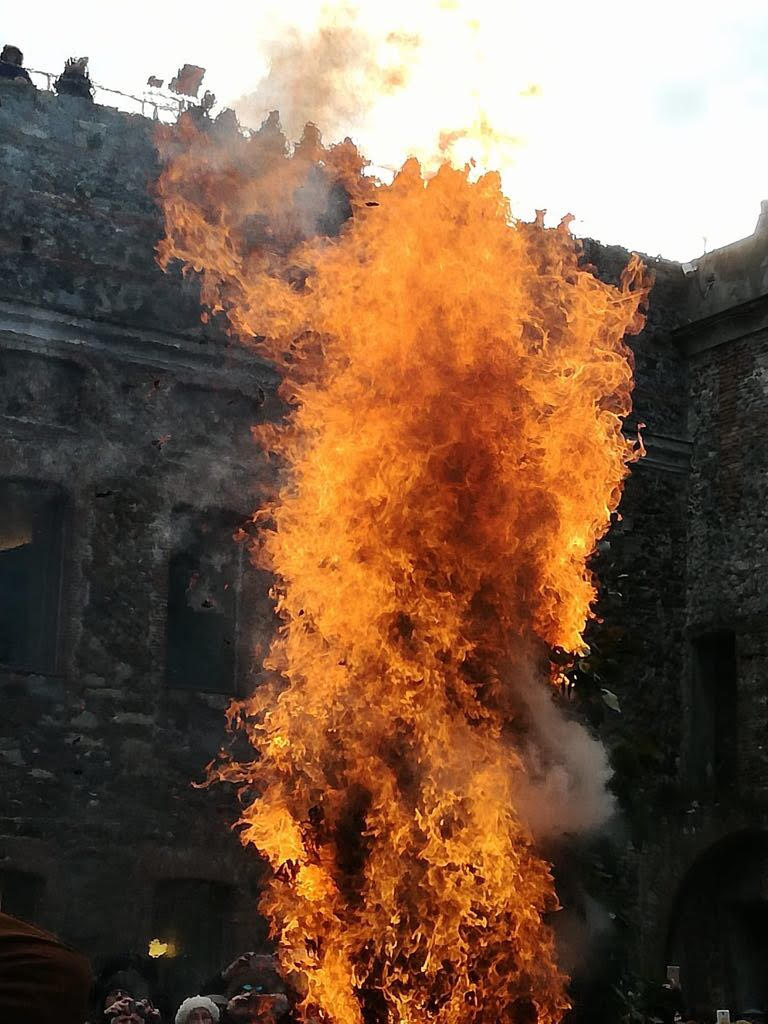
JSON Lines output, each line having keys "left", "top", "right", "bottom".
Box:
{"left": 234, "top": 10, "right": 420, "bottom": 142}
{"left": 513, "top": 674, "right": 615, "bottom": 842}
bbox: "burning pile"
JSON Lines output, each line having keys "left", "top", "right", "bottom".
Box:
{"left": 157, "top": 113, "right": 649, "bottom": 1024}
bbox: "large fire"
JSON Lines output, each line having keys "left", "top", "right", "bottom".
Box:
{"left": 156, "top": 113, "right": 649, "bottom": 1024}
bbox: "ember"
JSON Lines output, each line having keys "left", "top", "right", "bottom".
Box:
{"left": 156, "top": 109, "right": 649, "bottom": 1024}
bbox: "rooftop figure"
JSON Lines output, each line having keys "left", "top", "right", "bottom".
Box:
{"left": 54, "top": 56, "right": 93, "bottom": 100}
{"left": 0, "top": 44, "right": 34, "bottom": 85}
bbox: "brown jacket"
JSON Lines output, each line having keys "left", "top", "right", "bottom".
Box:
{"left": 0, "top": 912, "right": 90, "bottom": 1023}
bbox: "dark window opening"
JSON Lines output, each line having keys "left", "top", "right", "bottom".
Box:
{"left": 687, "top": 630, "right": 738, "bottom": 789}
{"left": 727, "top": 900, "right": 768, "bottom": 1011}
{"left": 0, "top": 480, "right": 66, "bottom": 673}
{"left": 667, "top": 831, "right": 768, "bottom": 1020}
{"left": 151, "top": 878, "right": 233, "bottom": 1007}
{"left": 0, "top": 869, "right": 45, "bottom": 923}
{"left": 166, "top": 510, "right": 242, "bottom": 693}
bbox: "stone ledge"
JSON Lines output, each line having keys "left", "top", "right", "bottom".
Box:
{"left": 674, "top": 291, "right": 768, "bottom": 355}
{"left": 0, "top": 298, "right": 278, "bottom": 386}
{"left": 626, "top": 430, "right": 692, "bottom": 475}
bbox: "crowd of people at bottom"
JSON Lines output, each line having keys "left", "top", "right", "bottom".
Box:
{"left": 94, "top": 950, "right": 293, "bottom": 1024}
{"left": 0, "top": 910, "right": 295, "bottom": 1024}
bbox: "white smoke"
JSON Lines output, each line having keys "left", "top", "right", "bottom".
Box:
{"left": 513, "top": 675, "right": 615, "bottom": 842}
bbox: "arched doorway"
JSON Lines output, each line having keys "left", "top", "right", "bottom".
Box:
{"left": 667, "top": 830, "right": 768, "bottom": 1020}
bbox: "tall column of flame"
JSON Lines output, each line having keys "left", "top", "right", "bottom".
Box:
{"left": 157, "top": 118, "right": 649, "bottom": 1024}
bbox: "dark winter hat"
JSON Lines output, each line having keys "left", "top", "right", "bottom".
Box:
{"left": 92, "top": 958, "right": 156, "bottom": 1014}
{"left": 103, "top": 968, "right": 151, "bottom": 1001}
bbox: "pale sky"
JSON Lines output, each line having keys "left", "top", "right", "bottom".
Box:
{"left": 5, "top": 0, "right": 768, "bottom": 261}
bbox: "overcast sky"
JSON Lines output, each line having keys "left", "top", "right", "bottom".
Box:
{"left": 4, "top": 0, "right": 768, "bottom": 261}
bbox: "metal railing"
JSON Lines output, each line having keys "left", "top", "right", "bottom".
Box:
{"left": 25, "top": 67, "right": 188, "bottom": 122}
{"left": 16, "top": 67, "right": 402, "bottom": 158}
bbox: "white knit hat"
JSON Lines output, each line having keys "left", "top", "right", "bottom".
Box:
{"left": 175, "top": 995, "right": 221, "bottom": 1024}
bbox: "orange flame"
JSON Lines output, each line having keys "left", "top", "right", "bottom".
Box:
{"left": 156, "top": 114, "right": 649, "bottom": 1024}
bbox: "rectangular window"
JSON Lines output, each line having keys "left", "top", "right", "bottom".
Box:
{"left": 729, "top": 900, "right": 768, "bottom": 1010}
{"left": 151, "top": 878, "right": 233, "bottom": 1003}
{"left": 166, "top": 510, "right": 242, "bottom": 693}
{"left": 688, "top": 630, "right": 738, "bottom": 788}
{"left": 0, "top": 480, "right": 65, "bottom": 673}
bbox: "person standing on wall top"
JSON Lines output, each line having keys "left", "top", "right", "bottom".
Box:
{"left": 0, "top": 44, "right": 34, "bottom": 84}
{"left": 54, "top": 56, "right": 94, "bottom": 100}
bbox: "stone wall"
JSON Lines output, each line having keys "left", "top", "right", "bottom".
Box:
{"left": 3, "top": 71, "right": 768, "bottom": 1021}
{"left": 618, "top": 254, "right": 768, "bottom": 1016}
{"left": 0, "top": 79, "right": 280, "bottom": 1009}
{"left": 0, "top": 77, "right": 224, "bottom": 337}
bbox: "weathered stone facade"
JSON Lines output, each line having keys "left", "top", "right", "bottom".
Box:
{"left": 0, "top": 80, "right": 279, "bottom": 1009}
{"left": 630, "top": 237, "right": 768, "bottom": 1018}
{"left": 582, "top": 226, "right": 768, "bottom": 1018}
{"left": 2, "top": 75, "right": 768, "bottom": 1019}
